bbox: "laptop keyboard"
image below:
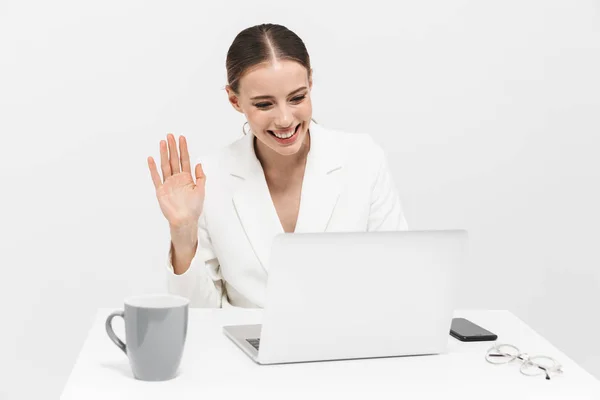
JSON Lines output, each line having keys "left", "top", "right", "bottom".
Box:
{"left": 246, "top": 338, "right": 260, "bottom": 350}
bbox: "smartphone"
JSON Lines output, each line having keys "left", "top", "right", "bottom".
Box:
{"left": 450, "top": 317, "right": 498, "bottom": 342}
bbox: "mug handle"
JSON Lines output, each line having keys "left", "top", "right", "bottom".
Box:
{"left": 105, "top": 310, "right": 127, "bottom": 354}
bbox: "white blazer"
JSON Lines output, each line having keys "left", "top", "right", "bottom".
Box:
{"left": 165, "top": 122, "right": 409, "bottom": 308}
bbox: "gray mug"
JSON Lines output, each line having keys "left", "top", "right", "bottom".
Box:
{"left": 105, "top": 293, "right": 189, "bottom": 381}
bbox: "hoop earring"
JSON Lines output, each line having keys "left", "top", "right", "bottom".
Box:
{"left": 242, "top": 121, "right": 251, "bottom": 136}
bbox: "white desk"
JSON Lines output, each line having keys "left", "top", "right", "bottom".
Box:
{"left": 61, "top": 308, "right": 600, "bottom": 400}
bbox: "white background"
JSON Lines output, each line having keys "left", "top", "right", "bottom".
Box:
{"left": 1, "top": 0, "right": 599, "bottom": 398}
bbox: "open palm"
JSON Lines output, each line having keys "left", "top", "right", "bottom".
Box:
{"left": 148, "top": 133, "right": 206, "bottom": 228}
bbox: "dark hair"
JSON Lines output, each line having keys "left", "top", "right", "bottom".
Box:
{"left": 225, "top": 23, "right": 312, "bottom": 95}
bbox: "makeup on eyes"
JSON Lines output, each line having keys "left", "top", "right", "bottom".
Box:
{"left": 255, "top": 94, "right": 306, "bottom": 109}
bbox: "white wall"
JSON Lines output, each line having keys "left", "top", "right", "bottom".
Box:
{"left": 1, "top": 0, "right": 599, "bottom": 398}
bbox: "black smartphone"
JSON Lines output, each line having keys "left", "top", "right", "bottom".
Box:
{"left": 450, "top": 317, "right": 498, "bottom": 342}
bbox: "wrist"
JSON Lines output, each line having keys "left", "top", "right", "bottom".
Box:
{"left": 170, "top": 222, "right": 198, "bottom": 248}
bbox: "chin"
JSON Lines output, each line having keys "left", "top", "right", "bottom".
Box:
{"left": 273, "top": 144, "right": 303, "bottom": 156}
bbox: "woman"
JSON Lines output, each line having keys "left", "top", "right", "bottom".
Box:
{"left": 147, "top": 23, "right": 409, "bottom": 308}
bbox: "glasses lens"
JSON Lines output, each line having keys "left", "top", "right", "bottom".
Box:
{"left": 521, "top": 356, "right": 560, "bottom": 376}
{"left": 486, "top": 344, "right": 520, "bottom": 364}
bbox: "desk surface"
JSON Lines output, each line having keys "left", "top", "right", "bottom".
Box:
{"left": 61, "top": 308, "right": 600, "bottom": 400}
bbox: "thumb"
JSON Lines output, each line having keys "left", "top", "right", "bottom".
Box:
{"left": 194, "top": 163, "right": 206, "bottom": 185}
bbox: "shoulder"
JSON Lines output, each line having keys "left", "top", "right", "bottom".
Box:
{"left": 317, "top": 124, "right": 385, "bottom": 166}
{"left": 190, "top": 135, "right": 246, "bottom": 176}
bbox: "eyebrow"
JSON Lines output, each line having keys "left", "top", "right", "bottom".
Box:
{"left": 250, "top": 86, "right": 307, "bottom": 101}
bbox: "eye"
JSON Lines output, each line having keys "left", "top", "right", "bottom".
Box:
{"left": 292, "top": 95, "right": 306, "bottom": 103}
{"left": 255, "top": 94, "right": 307, "bottom": 109}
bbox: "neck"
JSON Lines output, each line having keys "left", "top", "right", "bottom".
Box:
{"left": 254, "top": 129, "right": 311, "bottom": 175}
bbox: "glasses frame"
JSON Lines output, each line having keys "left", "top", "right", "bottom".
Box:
{"left": 485, "top": 343, "right": 564, "bottom": 380}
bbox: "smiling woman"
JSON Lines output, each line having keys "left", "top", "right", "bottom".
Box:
{"left": 224, "top": 25, "right": 317, "bottom": 169}
{"left": 147, "top": 23, "right": 409, "bottom": 308}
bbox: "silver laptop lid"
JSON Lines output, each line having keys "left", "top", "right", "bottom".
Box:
{"left": 257, "top": 230, "right": 468, "bottom": 364}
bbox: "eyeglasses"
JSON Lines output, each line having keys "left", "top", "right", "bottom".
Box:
{"left": 485, "top": 343, "right": 564, "bottom": 380}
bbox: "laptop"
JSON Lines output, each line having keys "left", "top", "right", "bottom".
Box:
{"left": 223, "top": 229, "right": 468, "bottom": 365}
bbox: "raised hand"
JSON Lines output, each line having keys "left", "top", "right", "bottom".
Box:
{"left": 147, "top": 133, "right": 206, "bottom": 229}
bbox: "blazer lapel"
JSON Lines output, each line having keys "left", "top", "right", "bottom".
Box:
{"left": 231, "top": 133, "right": 283, "bottom": 273}
{"left": 230, "top": 122, "right": 344, "bottom": 273}
{"left": 294, "top": 123, "right": 343, "bottom": 233}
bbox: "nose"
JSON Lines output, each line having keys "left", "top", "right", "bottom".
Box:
{"left": 274, "top": 105, "right": 294, "bottom": 129}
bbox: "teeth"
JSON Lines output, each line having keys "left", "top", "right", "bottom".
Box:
{"left": 272, "top": 125, "right": 297, "bottom": 139}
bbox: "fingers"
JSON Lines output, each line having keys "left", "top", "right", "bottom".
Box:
{"left": 160, "top": 140, "right": 171, "bottom": 180}
{"left": 179, "top": 135, "right": 191, "bottom": 173}
{"left": 167, "top": 133, "right": 180, "bottom": 175}
{"left": 158, "top": 133, "right": 188, "bottom": 184}
{"left": 147, "top": 156, "right": 162, "bottom": 189}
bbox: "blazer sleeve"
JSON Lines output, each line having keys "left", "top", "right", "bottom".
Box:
{"left": 165, "top": 210, "right": 225, "bottom": 308}
{"left": 367, "top": 143, "right": 409, "bottom": 231}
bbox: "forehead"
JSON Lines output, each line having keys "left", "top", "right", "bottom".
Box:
{"left": 239, "top": 60, "right": 308, "bottom": 97}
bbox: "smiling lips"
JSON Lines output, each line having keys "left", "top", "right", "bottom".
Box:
{"left": 268, "top": 123, "right": 300, "bottom": 139}
{"left": 268, "top": 123, "right": 301, "bottom": 144}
